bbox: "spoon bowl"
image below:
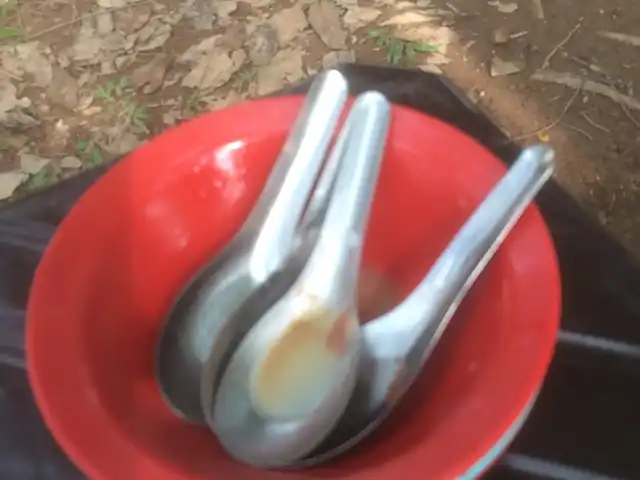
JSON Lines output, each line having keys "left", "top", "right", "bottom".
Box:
{"left": 207, "top": 91, "right": 392, "bottom": 467}
{"left": 155, "top": 70, "right": 349, "bottom": 424}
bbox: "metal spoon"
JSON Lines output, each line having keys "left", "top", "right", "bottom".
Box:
{"left": 155, "top": 70, "right": 349, "bottom": 424}
{"left": 198, "top": 97, "right": 357, "bottom": 426}
{"left": 208, "top": 91, "right": 392, "bottom": 468}
{"left": 295, "top": 144, "right": 555, "bottom": 467}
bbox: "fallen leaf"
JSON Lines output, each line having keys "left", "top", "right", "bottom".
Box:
{"left": 96, "top": 11, "right": 115, "bottom": 35}
{"left": 114, "top": 4, "right": 153, "bottom": 33}
{"left": 0, "top": 132, "right": 29, "bottom": 151}
{"left": 343, "top": 7, "right": 381, "bottom": 32}
{"left": 46, "top": 66, "right": 79, "bottom": 110}
{"left": 248, "top": 24, "right": 279, "bottom": 66}
{"left": 418, "top": 64, "right": 443, "bottom": 74}
{"left": 60, "top": 156, "right": 83, "bottom": 169}
{"left": 98, "top": 0, "right": 130, "bottom": 7}
{"left": 201, "top": 90, "right": 244, "bottom": 111}
{"left": 322, "top": 50, "right": 355, "bottom": 69}
{"left": 490, "top": 56, "right": 525, "bottom": 77}
{"left": 182, "top": 49, "right": 246, "bottom": 90}
{"left": 19, "top": 151, "right": 51, "bottom": 175}
{"left": 162, "top": 109, "right": 182, "bottom": 126}
{"left": 488, "top": 1, "right": 519, "bottom": 13}
{"left": 216, "top": 1, "right": 238, "bottom": 21}
{"left": 269, "top": 6, "right": 309, "bottom": 47}
{"left": 179, "top": 35, "right": 220, "bottom": 63}
{"left": 131, "top": 54, "right": 171, "bottom": 94}
{"left": 307, "top": 0, "right": 348, "bottom": 50}
{"left": 253, "top": 48, "right": 306, "bottom": 96}
{"left": 0, "top": 171, "right": 27, "bottom": 200}
{"left": 181, "top": 0, "right": 217, "bottom": 31}
{"left": 136, "top": 20, "right": 172, "bottom": 51}
{"left": 219, "top": 23, "right": 247, "bottom": 50}
{"left": 0, "top": 78, "right": 38, "bottom": 128}
{"left": 0, "top": 41, "right": 53, "bottom": 86}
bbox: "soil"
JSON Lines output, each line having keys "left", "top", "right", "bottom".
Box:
{"left": 0, "top": 0, "right": 638, "bottom": 255}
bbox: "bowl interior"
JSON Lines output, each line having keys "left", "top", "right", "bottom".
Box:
{"left": 27, "top": 96, "right": 560, "bottom": 480}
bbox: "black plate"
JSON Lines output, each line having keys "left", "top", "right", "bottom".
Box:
{"left": 1, "top": 64, "right": 638, "bottom": 479}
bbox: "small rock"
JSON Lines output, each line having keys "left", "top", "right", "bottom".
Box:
{"left": 269, "top": 6, "right": 309, "bottom": 47}
{"left": 46, "top": 66, "right": 79, "bottom": 110}
{"left": 492, "top": 26, "right": 511, "bottom": 45}
{"left": 308, "top": 0, "right": 348, "bottom": 49}
{"left": 322, "top": 50, "right": 355, "bottom": 69}
{"left": 248, "top": 24, "right": 279, "bottom": 66}
{"left": 60, "top": 156, "right": 83, "bottom": 169}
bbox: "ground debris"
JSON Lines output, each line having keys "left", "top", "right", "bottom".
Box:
{"left": 530, "top": 70, "right": 640, "bottom": 113}
{"left": 597, "top": 31, "right": 640, "bottom": 47}
{"left": 307, "top": 0, "right": 348, "bottom": 50}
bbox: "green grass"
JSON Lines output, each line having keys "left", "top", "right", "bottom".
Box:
{"left": 366, "top": 29, "right": 439, "bottom": 65}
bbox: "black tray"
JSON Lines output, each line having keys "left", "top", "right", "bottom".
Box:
{"left": 1, "top": 65, "right": 639, "bottom": 479}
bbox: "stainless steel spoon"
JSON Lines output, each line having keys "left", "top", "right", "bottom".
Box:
{"left": 208, "top": 91, "right": 392, "bottom": 468}
{"left": 294, "top": 144, "right": 555, "bottom": 467}
{"left": 155, "top": 70, "right": 349, "bottom": 424}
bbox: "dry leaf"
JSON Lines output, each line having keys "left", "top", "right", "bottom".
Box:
{"left": 248, "top": 24, "right": 279, "bottom": 66}
{"left": 46, "top": 66, "right": 79, "bottom": 110}
{"left": 182, "top": 49, "right": 246, "bottom": 90}
{"left": 0, "top": 78, "right": 38, "bottom": 128}
{"left": 343, "top": 7, "right": 381, "bottom": 32}
{"left": 131, "top": 54, "right": 171, "bottom": 94}
{"left": 179, "top": 35, "right": 221, "bottom": 63}
{"left": 488, "top": 1, "right": 518, "bottom": 13}
{"left": 307, "top": 0, "right": 348, "bottom": 50}
{"left": 0, "top": 171, "right": 27, "bottom": 200}
{"left": 269, "top": 6, "right": 309, "bottom": 47}
{"left": 98, "top": 0, "right": 130, "bottom": 7}
{"left": 253, "top": 49, "right": 306, "bottom": 96}
{"left": 19, "top": 152, "right": 51, "bottom": 175}
{"left": 322, "top": 50, "right": 355, "bottom": 69}
{"left": 136, "top": 20, "right": 172, "bottom": 51}
{"left": 0, "top": 41, "right": 53, "bottom": 87}
{"left": 60, "top": 156, "right": 83, "bottom": 169}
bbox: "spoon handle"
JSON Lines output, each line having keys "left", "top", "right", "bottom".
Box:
{"left": 300, "top": 92, "right": 391, "bottom": 306}
{"left": 384, "top": 145, "right": 554, "bottom": 353}
{"left": 247, "top": 70, "right": 348, "bottom": 280}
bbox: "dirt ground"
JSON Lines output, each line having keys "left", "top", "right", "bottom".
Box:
{"left": 0, "top": 0, "right": 638, "bottom": 255}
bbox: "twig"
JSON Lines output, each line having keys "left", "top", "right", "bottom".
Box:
{"left": 565, "top": 124, "right": 593, "bottom": 140}
{"left": 530, "top": 70, "right": 640, "bottom": 113}
{"left": 514, "top": 86, "right": 581, "bottom": 140}
{"left": 581, "top": 112, "right": 610, "bottom": 132}
{"left": 26, "top": 0, "right": 150, "bottom": 40}
{"left": 597, "top": 31, "right": 640, "bottom": 47}
{"left": 542, "top": 18, "right": 583, "bottom": 69}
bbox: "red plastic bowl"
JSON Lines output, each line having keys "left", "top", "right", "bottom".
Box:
{"left": 26, "top": 96, "right": 560, "bottom": 480}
